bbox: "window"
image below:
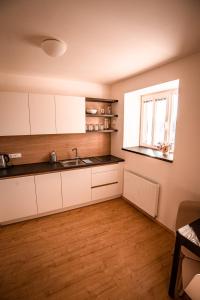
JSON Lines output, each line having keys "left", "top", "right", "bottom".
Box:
{"left": 123, "top": 80, "right": 179, "bottom": 161}
{"left": 140, "top": 89, "right": 178, "bottom": 151}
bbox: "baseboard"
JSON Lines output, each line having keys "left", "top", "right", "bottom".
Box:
{"left": 1, "top": 195, "right": 173, "bottom": 235}
{"left": 122, "top": 196, "right": 174, "bottom": 235}
{"left": 0, "top": 194, "right": 123, "bottom": 226}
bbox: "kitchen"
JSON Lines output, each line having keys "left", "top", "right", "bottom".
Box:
{"left": 0, "top": 1, "right": 200, "bottom": 299}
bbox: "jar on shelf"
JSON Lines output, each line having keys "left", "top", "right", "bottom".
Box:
{"left": 107, "top": 105, "right": 112, "bottom": 115}
{"left": 94, "top": 124, "right": 99, "bottom": 131}
{"left": 111, "top": 119, "right": 117, "bottom": 129}
{"left": 88, "top": 124, "right": 94, "bottom": 131}
{"left": 99, "top": 124, "right": 104, "bottom": 131}
{"left": 104, "top": 118, "right": 109, "bottom": 129}
{"left": 100, "top": 108, "right": 105, "bottom": 115}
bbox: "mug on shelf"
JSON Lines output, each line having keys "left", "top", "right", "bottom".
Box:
{"left": 99, "top": 124, "right": 104, "bottom": 131}
{"left": 107, "top": 105, "right": 112, "bottom": 115}
{"left": 100, "top": 108, "right": 105, "bottom": 114}
{"left": 88, "top": 124, "right": 94, "bottom": 131}
{"left": 94, "top": 124, "right": 99, "bottom": 131}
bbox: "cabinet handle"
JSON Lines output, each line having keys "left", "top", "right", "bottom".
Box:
{"left": 92, "top": 181, "right": 118, "bottom": 188}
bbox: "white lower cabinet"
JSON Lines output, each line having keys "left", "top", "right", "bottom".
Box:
{"left": 35, "top": 173, "right": 62, "bottom": 214}
{"left": 91, "top": 163, "right": 123, "bottom": 201}
{"left": 92, "top": 164, "right": 119, "bottom": 187}
{"left": 0, "top": 176, "right": 37, "bottom": 222}
{"left": 92, "top": 183, "right": 121, "bottom": 201}
{"left": 0, "top": 163, "right": 123, "bottom": 224}
{"left": 61, "top": 168, "right": 91, "bottom": 207}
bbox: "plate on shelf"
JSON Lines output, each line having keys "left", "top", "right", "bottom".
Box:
{"left": 86, "top": 108, "right": 97, "bottom": 114}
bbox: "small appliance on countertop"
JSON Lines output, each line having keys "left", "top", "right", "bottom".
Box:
{"left": 0, "top": 153, "right": 10, "bottom": 169}
{"left": 49, "top": 151, "right": 57, "bottom": 164}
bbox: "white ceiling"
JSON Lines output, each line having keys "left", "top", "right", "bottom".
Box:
{"left": 0, "top": 0, "right": 200, "bottom": 84}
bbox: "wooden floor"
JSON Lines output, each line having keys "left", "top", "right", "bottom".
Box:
{"left": 0, "top": 198, "right": 175, "bottom": 300}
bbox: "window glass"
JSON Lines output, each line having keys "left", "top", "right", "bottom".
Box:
{"left": 169, "top": 93, "right": 178, "bottom": 150}
{"left": 153, "top": 98, "right": 167, "bottom": 146}
{"left": 140, "top": 89, "right": 178, "bottom": 152}
{"left": 142, "top": 100, "right": 153, "bottom": 145}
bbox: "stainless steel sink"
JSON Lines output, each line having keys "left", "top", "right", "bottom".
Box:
{"left": 59, "top": 158, "right": 85, "bottom": 168}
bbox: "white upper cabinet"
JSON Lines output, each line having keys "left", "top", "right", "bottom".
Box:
{"left": 55, "top": 95, "right": 85, "bottom": 134}
{"left": 29, "top": 94, "right": 56, "bottom": 135}
{"left": 0, "top": 92, "right": 86, "bottom": 136}
{"left": 0, "top": 92, "right": 30, "bottom": 136}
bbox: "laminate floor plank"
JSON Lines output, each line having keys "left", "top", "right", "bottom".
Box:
{"left": 0, "top": 198, "right": 176, "bottom": 300}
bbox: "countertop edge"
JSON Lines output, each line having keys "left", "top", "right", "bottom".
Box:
{"left": 0, "top": 156, "right": 125, "bottom": 179}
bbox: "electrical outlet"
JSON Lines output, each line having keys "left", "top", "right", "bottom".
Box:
{"left": 9, "top": 153, "right": 22, "bottom": 159}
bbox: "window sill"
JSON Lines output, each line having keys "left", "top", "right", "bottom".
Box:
{"left": 122, "top": 146, "right": 173, "bottom": 163}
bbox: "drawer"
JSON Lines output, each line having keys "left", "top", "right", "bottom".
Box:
{"left": 92, "top": 163, "right": 120, "bottom": 187}
{"left": 92, "top": 163, "right": 119, "bottom": 174}
{"left": 92, "top": 169, "right": 119, "bottom": 187}
{"left": 92, "top": 183, "right": 122, "bottom": 201}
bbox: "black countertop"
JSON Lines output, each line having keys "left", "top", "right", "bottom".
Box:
{"left": 0, "top": 155, "right": 124, "bottom": 179}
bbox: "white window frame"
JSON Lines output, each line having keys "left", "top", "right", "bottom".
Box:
{"left": 140, "top": 89, "right": 178, "bottom": 149}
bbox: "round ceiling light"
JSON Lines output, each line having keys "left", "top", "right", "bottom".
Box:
{"left": 41, "top": 38, "right": 67, "bottom": 57}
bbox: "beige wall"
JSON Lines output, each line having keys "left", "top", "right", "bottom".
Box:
{"left": 0, "top": 73, "right": 110, "bottom": 98}
{"left": 111, "top": 52, "right": 200, "bottom": 231}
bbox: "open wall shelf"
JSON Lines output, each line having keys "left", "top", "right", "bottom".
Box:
{"left": 86, "top": 97, "right": 118, "bottom": 103}
{"left": 86, "top": 129, "right": 118, "bottom": 133}
{"left": 85, "top": 97, "right": 118, "bottom": 133}
{"left": 86, "top": 114, "right": 118, "bottom": 118}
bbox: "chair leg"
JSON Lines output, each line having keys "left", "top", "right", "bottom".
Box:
{"left": 176, "top": 252, "right": 185, "bottom": 297}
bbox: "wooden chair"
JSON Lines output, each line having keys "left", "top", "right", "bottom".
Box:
{"left": 175, "top": 200, "right": 200, "bottom": 298}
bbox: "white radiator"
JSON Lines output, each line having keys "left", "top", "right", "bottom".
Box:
{"left": 123, "top": 169, "right": 159, "bottom": 217}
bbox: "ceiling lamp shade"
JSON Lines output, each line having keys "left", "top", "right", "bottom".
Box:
{"left": 41, "top": 39, "right": 67, "bottom": 57}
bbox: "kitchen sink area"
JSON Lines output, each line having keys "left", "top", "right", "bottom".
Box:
{"left": 59, "top": 156, "right": 122, "bottom": 168}
{"left": 0, "top": 155, "right": 124, "bottom": 179}
{"left": 59, "top": 158, "right": 85, "bottom": 167}
{"left": 59, "top": 157, "right": 106, "bottom": 168}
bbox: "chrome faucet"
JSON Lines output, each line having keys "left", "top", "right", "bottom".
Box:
{"left": 72, "top": 148, "right": 79, "bottom": 159}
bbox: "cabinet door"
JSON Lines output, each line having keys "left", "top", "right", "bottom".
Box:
{"left": 0, "top": 176, "right": 37, "bottom": 222}
{"left": 61, "top": 168, "right": 91, "bottom": 207}
{"left": 55, "top": 95, "right": 85, "bottom": 133}
{"left": 0, "top": 92, "right": 30, "bottom": 136}
{"left": 29, "top": 94, "right": 56, "bottom": 135}
{"left": 35, "top": 172, "right": 62, "bottom": 214}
